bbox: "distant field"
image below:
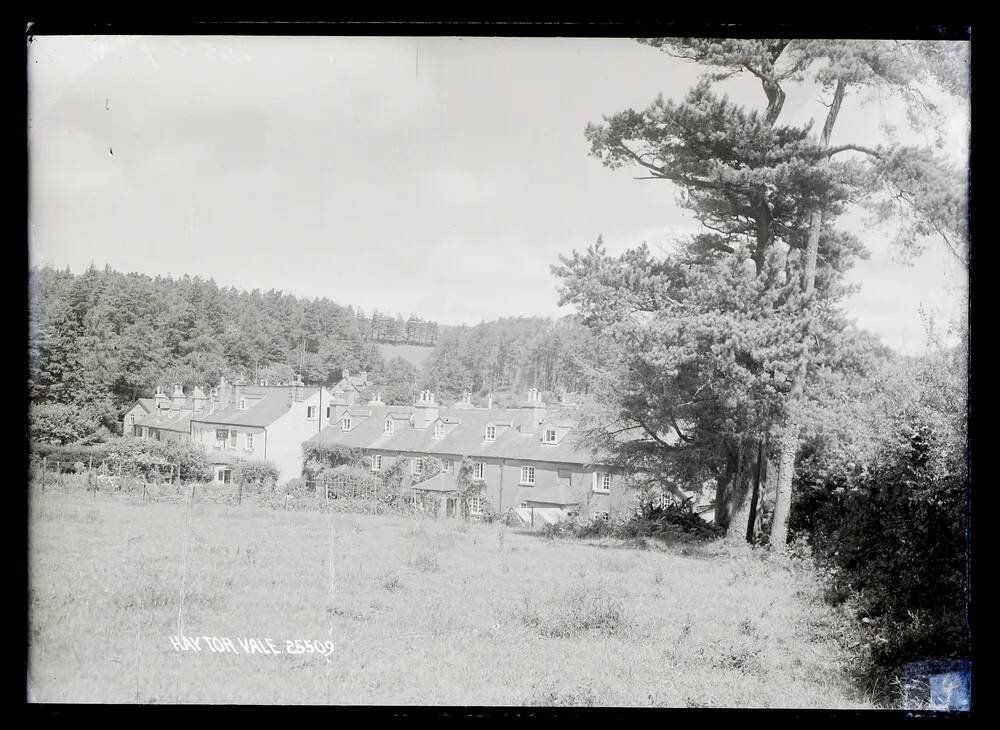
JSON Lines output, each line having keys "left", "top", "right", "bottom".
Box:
{"left": 27, "top": 489, "right": 871, "bottom": 707}
{"left": 375, "top": 342, "right": 434, "bottom": 369}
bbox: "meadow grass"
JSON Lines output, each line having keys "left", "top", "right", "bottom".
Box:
{"left": 27, "top": 485, "right": 872, "bottom": 707}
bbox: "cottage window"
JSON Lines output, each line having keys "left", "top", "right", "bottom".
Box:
{"left": 485, "top": 425, "right": 496, "bottom": 441}
{"left": 434, "top": 422, "right": 446, "bottom": 438}
{"left": 307, "top": 406, "right": 317, "bottom": 419}
{"left": 593, "top": 472, "right": 611, "bottom": 493}
{"left": 412, "top": 458, "right": 423, "bottom": 475}
{"left": 229, "top": 430, "right": 237, "bottom": 449}
{"left": 520, "top": 500, "right": 529, "bottom": 509}
{"left": 469, "top": 497, "right": 484, "bottom": 516}
{"left": 442, "top": 459, "right": 452, "bottom": 473}
{"left": 342, "top": 417, "right": 351, "bottom": 431}
{"left": 545, "top": 429, "right": 557, "bottom": 443}
{"left": 239, "top": 398, "right": 246, "bottom": 410}
{"left": 520, "top": 466, "right": 535, "bottom": 485}
{"left": 594, "top": 510, "right": 610, "bottom": 521}
{"left": 385, "top": 418, "right": 393, "bottom": 434}
{"left": 246, "top": 432, "right": 254, "bottom": 451}
{"left": 474, "top": 462, "right": 485, "bottom": 480}
{"left": 326, "top": 406, "right": 331, "bottom": 419}
{"left": 371, "top": 454, "right": 382, "bottom": 472}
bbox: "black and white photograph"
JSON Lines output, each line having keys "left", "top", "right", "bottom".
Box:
{"left": 25, "top": 26, "right": 972, "bottom": 711}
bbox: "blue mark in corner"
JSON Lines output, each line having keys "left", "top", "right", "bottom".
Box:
{"left": 905, "top": 659, "right": 971, "bottom": 712}
{"left": 930, "top": 669, "right": 971, "bottom": 711}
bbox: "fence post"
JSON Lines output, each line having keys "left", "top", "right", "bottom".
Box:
{"left": 41, "top": 456, "right": 47, "bottom": 493}
{"left": 237, "top": 479, "right": 243, "bottom": 506}
{"left": 190, "top": 483, "right": 196, "bottom": 506}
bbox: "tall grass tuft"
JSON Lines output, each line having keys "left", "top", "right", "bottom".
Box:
{"left": 521, "top": 584, "right": 633, "bottom": 638}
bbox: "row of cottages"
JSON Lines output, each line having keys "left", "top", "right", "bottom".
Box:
{"left": 123, "top": 370, "right": 370, "bottom": 483}
{"left": 303, "top": 388, "right": 630, "bottom": 524}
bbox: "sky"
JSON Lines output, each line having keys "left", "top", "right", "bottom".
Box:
{"left": 28, "top": 35, "right": 970, "bottom": 354}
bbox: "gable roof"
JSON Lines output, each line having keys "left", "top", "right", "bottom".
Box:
{"left": 304, "top": 404, "right": 609, "bottom": 466}
{"left": 191, "top": 386, "right": 319, "bottom": 428}
{"left": 128, "top": 398, "right": 157, "bottom": 414}
{"left": 135, "top": 408, "right": 192, "bottom": 433}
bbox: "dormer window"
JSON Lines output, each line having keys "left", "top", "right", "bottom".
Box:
{"left": 434, "top": 422, "right": 445, "bottom": 438}
{"left": 412, "top": 458, "right": 424, "bottom": 475}
{"left": 307, "top": 406, "right": 317, "bottom": 419}
{"left": 544, "top": 429, "right": 557, "bottom": 443}
{"left": 342, "top": 417, "right": 352, "bottom": 431}
{"left": 239, "top": 398, "right": 246, "bottom": 410}
{"left": 485, "top": 425, "right": 496, "bottom": 441}
{"left": 385, "top": 418, "right": 393, "bottom": 434}
{"left": 325, "top": 406, "right": 331, "bottom": 419}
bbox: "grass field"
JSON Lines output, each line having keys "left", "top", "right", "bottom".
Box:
{"left": 27, "top": 487, "right": 872, "bottom": 707}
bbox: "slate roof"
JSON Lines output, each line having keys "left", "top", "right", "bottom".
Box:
{"left": 409, "top": 471, "right": 458, "bottom": 492}
{"left": 135, "top": 409, "right": 193, "bottom": 433}
{"left": 191, "top": 386, "right": 319, "bottom": 428}
{"left": 304, "top": 404, "right": 609, "bottom": 466}
{"left": 132, "top": 398, "right": 157, "bottom": 413}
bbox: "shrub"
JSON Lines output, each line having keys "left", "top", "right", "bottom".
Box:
{"left": 302, "top": 444, "right": 364, "bottom": 480}
{"left": 521, "top": 585, "right": 632, "bottom": 638}
{"left": 31, "top": 442, "right": 109, "bottom": 467}
{"left": 803, "top": 421, "right": 969, "bottom": 697}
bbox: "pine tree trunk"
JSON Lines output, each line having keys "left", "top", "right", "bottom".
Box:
{"left": 745, "top": 435, "right": 767, "bottom": 542}
{"left": 770, "top": 425, "right": 798, "bottom": 550}
{"left": 728, "top": 436, "right": 766, "bottom": 544}
{"left": 714, "top": 452, "right": 739, "bottom": 527}
{"left": 725, "top": 441, "right": 750, "bottom": 544}
{"left": 768, "top": 80, "right": 846, "bottom": 552}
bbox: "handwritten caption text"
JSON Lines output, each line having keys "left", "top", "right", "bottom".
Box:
{"left": 169, "top": 635, "right": 334, "bottom": 656}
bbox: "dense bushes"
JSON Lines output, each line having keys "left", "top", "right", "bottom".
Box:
{"left": 31, "top": 442, "right": 110, "bottom": 467}
{"left": 545, "top": 499, "right": 723, "bottom": 542}
{"left": 302, "top": 444, "right": 364, "bottom": 480}
{"left": 798, "top": 421, "right": 968, "bottom": 692}
{"left": 103, "top": 437, "right": 213, "bottom": 482}
{"left": 232, "top": 459, "right": 279, "bottom": 486}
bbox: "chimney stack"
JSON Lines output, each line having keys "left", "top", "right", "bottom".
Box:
{"left": 234, "top": 377, "right": 247, "bottom": 409}
{"left": 413, "top": 389, "right": 439, "bottom": 429}
{"left": 487, "top": 392, "right": 493, "bottom": 410}
{"left": 519, "top": 388, "right": 546, "bottom": 432}
{"left": 171, "top": 384, "right": 186, "bottom": 411}
{"left": 289, "top": 377, "right": 305, "bottom": 404}
{"left": 154, "top": 386, "right": 169, "bottom": 412}
{"left": 192, "top": 386, "right": 207, "bottom": 412}
{"left": 218, "top": 376, "right": 231, "bottom": 408}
